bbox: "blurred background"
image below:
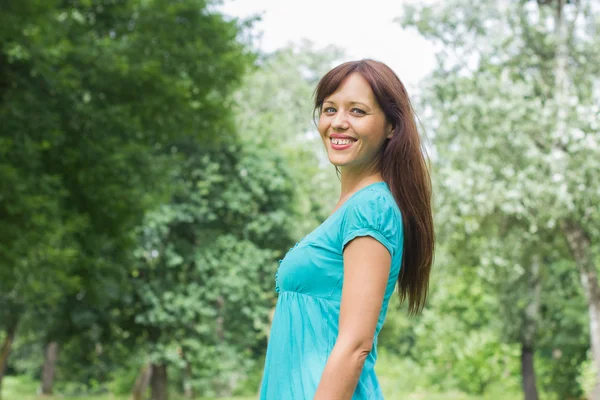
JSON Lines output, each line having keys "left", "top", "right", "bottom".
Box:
{"left": 1, "top": 0, "right": 599, "bottom": 399}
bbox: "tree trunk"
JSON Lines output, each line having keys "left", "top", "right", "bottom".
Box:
{"left": 183, "top": 361, "right": 194, "bottom": 399}
{"left": 41, "top": 341, "right": 59, "bottom": 395}
{"left": 521, "top": 345, "right": 539, "bottom": 400}
{"left": 520, "top": 255, "right": 540, "bottom": 400}
{"left": 562, "top": 220, "right": 600, "bottom": 399}
{"left": 131, "top": 362, "right": 152, "bottom": 400}
{"left": 550, "top": 0, "right": 598, "bottom": 395}
{"left": 150, "top": 363, "right": 168, "bottom": 400}
{"left": 178, "top": 348, "right": 194, "bottom": 400}
{"left": 0, "top": 316, "right": 19, "bottom": 399}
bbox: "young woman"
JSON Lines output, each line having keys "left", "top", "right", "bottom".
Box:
{"left": 260, "top": 59, "right": 434, "bottom": 399}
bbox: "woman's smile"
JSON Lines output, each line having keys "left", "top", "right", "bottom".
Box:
{"left": 330, "top": 134, "right": 357, "bottom": 150}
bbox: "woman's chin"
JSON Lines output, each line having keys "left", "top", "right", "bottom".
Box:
{"left": 328, "top": 155, "right": 350, "bottom": 167}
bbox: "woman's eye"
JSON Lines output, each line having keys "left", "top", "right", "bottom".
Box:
{"left": 323, "top": 107, "right": 336, "bottom": 113}
{"left": 352, "top": 108, "right": 366, "bottom": 115}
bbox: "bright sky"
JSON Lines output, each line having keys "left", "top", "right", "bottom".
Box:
{"left": 217, "top": 0, "right": 438, "bottom": 93}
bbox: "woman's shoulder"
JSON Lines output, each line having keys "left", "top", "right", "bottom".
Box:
{"left": 344, "top": 182, "right": 401, "bottom": 219}
{"left": 339, "top": 182, "right": 404, "bottom": 255}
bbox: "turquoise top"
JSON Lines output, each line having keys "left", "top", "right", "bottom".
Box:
{"left": 260, "top": 181, "right": 404, "bottom": 399}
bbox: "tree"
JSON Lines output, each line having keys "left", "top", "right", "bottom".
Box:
{"left": 0, "top": 0, "right": 255, "bottom": 397}
{"left": 131, "top": 141, "right": 296, "bottom": 399}
{"left": 402, "top": 0, "right": 599, "bottom": 397}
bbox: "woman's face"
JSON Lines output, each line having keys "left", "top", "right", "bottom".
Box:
{"left": 318, "top": 72, "right": 393, "bottom": 172}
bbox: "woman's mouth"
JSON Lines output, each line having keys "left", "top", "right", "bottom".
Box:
{"left": 330, "top": 137, "right": 356, "bottom": 150}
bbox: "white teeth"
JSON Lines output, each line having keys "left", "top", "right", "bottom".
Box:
{"left": 331, "top": 138, "right": 353, "bottom": 145}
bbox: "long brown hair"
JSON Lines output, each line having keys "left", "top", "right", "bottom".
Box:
{"left": 313, "top": 59, "right": 434, "bottom": 314}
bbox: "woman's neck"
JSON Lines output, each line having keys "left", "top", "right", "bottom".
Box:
{"left": 338, "top": 168, "right": 384, "bottom": 202}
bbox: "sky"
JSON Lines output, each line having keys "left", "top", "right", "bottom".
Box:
{"left": 217, "top": 0, "right": 438, "bottom": 93}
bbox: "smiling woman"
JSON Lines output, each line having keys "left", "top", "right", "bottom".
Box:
{"left": 259, "top": 59, "right": 434, "bottom": 400}
{"left": 318, "top": 73, "right": 394, "bottom": 173}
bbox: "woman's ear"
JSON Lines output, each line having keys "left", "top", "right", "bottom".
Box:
{"left": 386, "top": 125, "right": 394, "bottom": 139}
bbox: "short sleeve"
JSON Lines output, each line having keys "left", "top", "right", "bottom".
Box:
{"left": 340, "top": 191, "right": 402, "bottom": 257}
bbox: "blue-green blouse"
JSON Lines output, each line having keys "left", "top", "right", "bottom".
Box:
{"left": 260, "top": 181, "right": 404, "bottom": 399}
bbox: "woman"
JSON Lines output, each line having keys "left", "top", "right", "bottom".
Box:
{"left": 260, "top": 59, "right": 434, "bottom": 399}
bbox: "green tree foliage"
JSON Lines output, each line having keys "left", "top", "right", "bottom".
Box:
{"left": 127, "top": 42, "right": 346, "bottom": 397}
{"left": 393, "top": 0, "right": 598, "bottom": 397}
{"left": 129, "top": 140, "right": 298, "bottom": 396}
{"left": 0, "top": 0, "right": 254, "bottom": 397}
{"left": 234, "top": 41, "right": 345, "bottom": 234}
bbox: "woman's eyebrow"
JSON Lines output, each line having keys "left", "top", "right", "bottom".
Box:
{"left": 323, "top": 100, "right": 371, "bottom": 108}
{"left": 349, "top": 101, "right": 371, "bottom": 109}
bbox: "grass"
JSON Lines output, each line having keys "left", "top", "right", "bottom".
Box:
{"left": 373, "top": 350, "right": 521, "bottom": 400}
{"left": 2, "top": 374, "right": 520, "bottom": 400}
{"left": 2, "top": 376, "right": 254, "bottom": 400}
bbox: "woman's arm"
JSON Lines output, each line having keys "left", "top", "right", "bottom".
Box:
{"left": 313, "top": 236, "right": 391, "bottom": 400}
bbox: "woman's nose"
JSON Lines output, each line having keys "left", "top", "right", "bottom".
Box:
{"left": 331, "top": 111, "right": 349, "bottom": 130}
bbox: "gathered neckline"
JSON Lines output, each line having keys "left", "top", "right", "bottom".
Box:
{"left": 327, "top": 181, "right": 387, "bottom": 219}
{"left": 294, "top": 181, "right": 388, "bottom": 247}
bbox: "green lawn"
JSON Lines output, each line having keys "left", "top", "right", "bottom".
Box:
{"left": 2, "top": 376, "right": 256, "bottom": 400}
{"left": 2, "top": 375, "right": 255, "bottom": 400}
{"left": 2, "top": 375, "right": 519, "bottom": 400}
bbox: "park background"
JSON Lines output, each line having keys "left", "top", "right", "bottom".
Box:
{"left": 1, "top": 0, "right": 599, "bottom": 399}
